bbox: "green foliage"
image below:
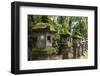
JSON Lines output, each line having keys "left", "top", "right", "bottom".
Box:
{"left": 41, "top": 16, "right": 52, "bottom": 23}
{"left": 28, "top": 15, "right": 88, "bottom": 39}
{"left": 70, "top": 17, "right": 88, "bottom": 38}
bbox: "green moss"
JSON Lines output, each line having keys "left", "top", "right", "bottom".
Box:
{"left": 32, "top": 47, "right": 57, "bottom": 57}
{"left": 32, "top": 23, "right": 56, "bottom": 32}
{"left": 72, "top": 35, "right": 82, "bottom": 39}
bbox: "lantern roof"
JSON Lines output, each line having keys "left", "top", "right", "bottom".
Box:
{"left": 32, "top": 22, "right": 56, "bottom": 33}
{"left": 60, "top": 31, "right": 72, "bottom": 37}
{"left": 72, "top": 35, "right": 83, "bottom": 39}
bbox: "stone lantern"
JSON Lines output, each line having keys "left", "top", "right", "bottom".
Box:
{"left": 32, "top": 23, "right": 57, "bottom": 48}
{"left": 59, "top": 31, "right": 71, "bottom": 59}
{"left": 85, "top": 38, "right": 88, "bottom": 51}
{"left": 30, "top": 23, "right": 57, "bottom": 60}
{"left": 81, "top": 38, "right": 85, "bottom": 56}
{"left": 72, "top": 35, "right": 82, "bottom": 59}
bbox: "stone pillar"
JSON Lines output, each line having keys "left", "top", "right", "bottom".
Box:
{"left": 73, "top": 39, "right": 81, "bottom": 59}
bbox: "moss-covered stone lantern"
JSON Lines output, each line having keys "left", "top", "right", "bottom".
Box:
{"left": 59, "top": 31, "right": 72, "bottom": 59}
{"left": 32, "top": 23, "right": 56, "bottom": 48}
{"left": 72, "top": 34, "right": 82, "bottom": 59}
{"left": 31, "top": 22, "right": 57, "bottom": 60}
{"left": 81, "top": 38, "right": 86, "bottom": 55}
